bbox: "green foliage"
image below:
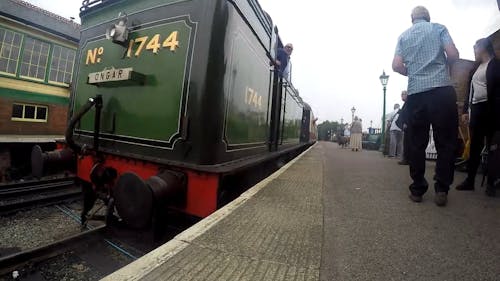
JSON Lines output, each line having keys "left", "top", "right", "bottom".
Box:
{"left": 317, "top": 120, "right": 340, "bottom": 141}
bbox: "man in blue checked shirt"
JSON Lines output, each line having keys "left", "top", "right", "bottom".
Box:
{"left": 392, "top": 6, "right": 460, "bottom": 207}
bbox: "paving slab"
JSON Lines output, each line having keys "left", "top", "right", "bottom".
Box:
{"left": 320, "top": 141, "right": 500, "bottom": 281}
{"left": 103, "top": 142, "right": 500, "bottom": 281}
{"left": 103, "top": 145, "right": 323, "bottom": 281}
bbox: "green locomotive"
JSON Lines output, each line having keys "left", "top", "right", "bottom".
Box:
{"left": 48, "top": 0, "right": 316, "bottom": 227}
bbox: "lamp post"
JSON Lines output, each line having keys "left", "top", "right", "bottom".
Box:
{"left": 370, "top": 120, "right": 373, "bottom": 134}
{"left": 351, "top": 106, "right": 356, "bottom": 122}
{"left": 379, "top": 70, "right": 389, "bottom": 151}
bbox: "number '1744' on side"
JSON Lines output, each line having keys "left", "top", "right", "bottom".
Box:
{"left": 126, "top": 31, "right": 179, "bottom": 58}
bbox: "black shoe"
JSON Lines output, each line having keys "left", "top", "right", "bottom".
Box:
{"left": 409, "top": 194, "right": 423, "bottom": 203}
{"left": 398, "top": 160, "right": 409, "bottom": 165}
{"left": 435, "top": 192, "right": 448, "bottom": 207}
{"left": 81, "top": 214, "right": 88, "bottom": 227}
{"left": 455, "top": 179, "right": 475, "bottom": 191}
{"left": 485, "top": 185, "right": 496, "bottom": 197}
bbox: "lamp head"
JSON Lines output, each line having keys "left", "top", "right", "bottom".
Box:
{"left": 379, "top": 70, "right": 389, "bottom": 86}
{"left": 106, "top": 13, "right": 129, "bottom": 45}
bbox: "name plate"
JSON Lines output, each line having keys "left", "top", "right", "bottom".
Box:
{"left": 87, "top": 67, "right": 146, "bottom": 87}
{"left": 88, "top": 67, "right": 133, "bottom": 84}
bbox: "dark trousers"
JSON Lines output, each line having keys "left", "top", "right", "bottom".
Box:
{"left": 466, "top": 102, "right": 489, "bottom": 182}
{"left": 406, "top": 86, "right": 458, "bottom": 195}
{"left": 402, "top": 129, "right": 409, "bottom": 161}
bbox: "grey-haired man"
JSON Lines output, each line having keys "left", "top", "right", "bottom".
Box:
{"left": 392, "top": 6, "right": 459, "bottom": 206}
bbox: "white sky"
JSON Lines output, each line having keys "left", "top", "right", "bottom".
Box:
{"left": 26, "top": 0, "right": 500, "bottom": 128}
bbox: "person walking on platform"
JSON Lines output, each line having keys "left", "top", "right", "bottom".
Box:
{"left": 455, "top": 38, "right": 499, "bottom": 197}
{"left": 392, "top": 6, "right": 459, "bottom": 206}
{"left": 397, "top": 91, "right": 410, "bottom": 165}
{"left": 350, "top": 116, "right": 363, "bottom": 151}
{"left": 388, "top": 104, "right": 403, "bottom": 158}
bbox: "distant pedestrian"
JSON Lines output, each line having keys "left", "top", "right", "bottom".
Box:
{"left": 392, "top": 6, "right": 459, "bottom": 206}
{"left": 388, "top": 104, "right": 403, "bottom": 158}
{"left": 397, "top": 91, "right": 410, "bottom": 165}
{"left": 350, "top": 116, "right": 363, "bottom": 151}
{"left": 455, "top": 38, "right": 499, "bottom": 197}
{"left": 344, "top": 125, "right": 351, "bottom": 138}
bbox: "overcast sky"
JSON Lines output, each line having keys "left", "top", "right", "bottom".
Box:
{"left": 27, "top": 0, "right": 500, "bottom": 128}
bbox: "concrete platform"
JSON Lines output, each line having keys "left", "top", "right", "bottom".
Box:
{"left": 103, "top": 142, "right": 500, "bottom": 281}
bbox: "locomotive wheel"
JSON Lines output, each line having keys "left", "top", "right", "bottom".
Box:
{"left": 114, "top": 172, "right": 154, "bottom": 228}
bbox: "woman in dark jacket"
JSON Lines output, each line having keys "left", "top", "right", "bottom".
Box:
{"left": 456, "top": 38, "right": 499, "bottom": 196}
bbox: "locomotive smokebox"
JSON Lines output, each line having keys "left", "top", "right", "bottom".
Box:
{"left": 114, "top": 170, "right": 186, "bottom": 228}
{"left": 31, "top": 145, "right": 75, "bottom": 178}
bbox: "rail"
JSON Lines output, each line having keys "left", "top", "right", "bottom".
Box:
{"left": 0, "top": 177, "right": 81, "bottom": 216}
{"left": 0, "top": 225, "right": 106, "bottom": 275}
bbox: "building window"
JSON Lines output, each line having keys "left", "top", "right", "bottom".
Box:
{"left": 20, "top": 37, "right": 50, "bottom": 81}
{"left": 49, "top": 45, "right": 75, "bottom": 85}
{"left": 0, "top": 28, "right": 22, "bottom": 75}
{"left": 11, "top": 103, "right": 48, "bottom": 122}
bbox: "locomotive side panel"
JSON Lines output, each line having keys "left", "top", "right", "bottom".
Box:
{"left": 193, "top": 0, "right": 277, "bottom": 164}
{"left": 76, "top": 21, "right": 193, "bottom": 143}
{"left": 300, "top": 103, "right": 317, "bottom": 144}
{"left": 281, "top": 87, "right": 302, "bottom": 145}
{"left": 222, "top": 6, "right": 272, "bottom": 151}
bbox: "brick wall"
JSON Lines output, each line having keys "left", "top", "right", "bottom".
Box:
{"left": 0, "top": 97, "right": 68, "bottom": 135}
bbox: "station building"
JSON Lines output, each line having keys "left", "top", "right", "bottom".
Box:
{"left": 0, "top": 0, "right": 79, "bottom": 180}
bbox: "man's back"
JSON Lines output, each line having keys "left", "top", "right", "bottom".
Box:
{"left": 391, "top": 5, "right": 459, "bottom": 207}
{"left": 396, "top": 20, "right": 453, "bottom": 94}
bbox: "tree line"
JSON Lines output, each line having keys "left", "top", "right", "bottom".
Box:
{"left": 317, "top": 120, "right": 342, "bottom": 141}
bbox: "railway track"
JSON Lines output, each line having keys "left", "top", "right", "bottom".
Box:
{"left": 0, "top": 177, "right": 81, "bottom": 216}
{"left": 0, "top": 225, "right": 107, "bottom": 276}
{"left": 0, "top": 203, "right": 171, "bottom": 280}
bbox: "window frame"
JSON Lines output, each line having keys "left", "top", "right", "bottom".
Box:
{"left": 0, "top": 25, "right": 77, "bottom": 88}
{"left": 0, "top": 27, "right": 23, "bottom": 76}
{"left": 48, "top": 44, "right": 76, "bottom": 86}
{"left": 18, "top": 36, "right": 51, "bottom": 82}
{"left": 11, "top": 103, "right": 49, "bottom": 123}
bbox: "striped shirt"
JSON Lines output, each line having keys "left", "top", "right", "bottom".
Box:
{"left": 395, "top": 19, "right": 454, "bottom": 95}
